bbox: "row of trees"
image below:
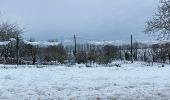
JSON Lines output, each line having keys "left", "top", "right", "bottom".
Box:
{"left": 0, "top": 22, "right": 131, "bottom": 65}
{"left": 0, "top": 21, "right": 170, "bottom": 65}
{"left": 21, "top": 43, "right": 120, "bottom": 65}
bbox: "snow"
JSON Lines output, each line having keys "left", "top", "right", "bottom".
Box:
{"left": 87, "top": 40, "right": 129, "bottom": 46}
{"left": 0, "top": 41, "right": 10, "bottom": 45}
{"left": 0, "top": 62, "right": 170, "bottom": 100}
{"left": 87, "top": 40, "right": 161, "bottom": 46}
{"left": 9, "top": 38, "right": 16, "bottom": 42}
{"left": 87, "top": 39, "right": 170, "bottom": 46}
{"left": 23, "top": 40, "right": 60, "bottom": 46}
{"left": 0, "top": 38, "right": 16, "bottom": 46}
{"left": 23, "top": 40, "right": 39, "bottom": 46}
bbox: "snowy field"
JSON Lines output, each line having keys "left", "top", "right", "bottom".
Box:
{"left": 0, "top": 62, "right": 170, "bottom": 100}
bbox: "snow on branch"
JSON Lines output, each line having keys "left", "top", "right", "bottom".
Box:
{"left": 0, "top": 41, "right": 10, "bottom": 46}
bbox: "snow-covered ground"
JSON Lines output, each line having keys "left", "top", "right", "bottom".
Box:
{"left": 0, "top": 62, "right": 170, "bottom": 100}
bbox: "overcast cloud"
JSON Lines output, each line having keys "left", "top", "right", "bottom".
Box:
{"left": 0, "top": 0, "right": 159, "bottom": 41}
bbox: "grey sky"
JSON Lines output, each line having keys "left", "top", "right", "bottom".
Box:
{"left": 0, "top": 0, "right": 159, "bottom": 41}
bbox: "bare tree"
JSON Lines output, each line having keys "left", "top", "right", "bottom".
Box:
{"left": 24, "top": 38, "right": 38, "bottom": 65}
{"left": 145, "top": 0, "right": 170, "bottom": 40}
{"left": 0, "top": 22, "right": 22, "bottom": 41}
{"left": 44, "top": 44, "right": 67, "bottom": 64}
{"left": 0, "top": 22, "right": 22, "bottom": 63}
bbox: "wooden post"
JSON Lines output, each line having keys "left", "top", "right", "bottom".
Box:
{"left": 16, "top": 34, "right": 19, "bottom": 65}
{"left": 131, "top": 34, "right": 133, "bottom": 63}
{"left": 74, "top": 34, "right": 77, "bottom": 63}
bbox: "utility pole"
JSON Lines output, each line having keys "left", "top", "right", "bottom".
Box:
{"left": 74, "top": 34, "right": 77, "bottom": 63}
{"left": 119, "top": 46, "right": 122, "bottom": 60}
{"left": 16, "top": 34, "right": 19, "bottom": 65}
{"left": 131, "top": 34, "right": 133, "bottom": 63}
{"left": 135, "top": 41, "right": 138, "bottom": 61}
